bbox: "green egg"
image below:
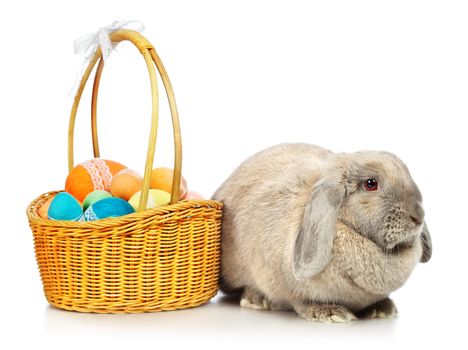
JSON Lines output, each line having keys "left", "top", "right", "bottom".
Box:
{"left": 83, "top": 190, "right": 113, "bottom": 211}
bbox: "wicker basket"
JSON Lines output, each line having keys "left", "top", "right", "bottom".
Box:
{"left": 26, "top": 29, "right": 223, "bottom": 314}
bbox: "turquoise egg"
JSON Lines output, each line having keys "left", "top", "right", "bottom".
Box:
{"left": 84, "top": 197, "right": 135, "bottom": 221}
{"left": 82, "top": 190, "right": 113, "bottom": 211}
{"left": 48, "top": 192, "right": 83, "bottom": 221}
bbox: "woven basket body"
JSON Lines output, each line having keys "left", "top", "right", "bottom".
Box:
{"left": 27, "top": 192, "right": 222, "bottom": 313}
{"left": 26, "top": 30, "right": 223, "bottom": 313}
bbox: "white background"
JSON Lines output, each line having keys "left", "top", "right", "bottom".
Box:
{"left": 1, "top": 0, "right": 466, "bottom": 348}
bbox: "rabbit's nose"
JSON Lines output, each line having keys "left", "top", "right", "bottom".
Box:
{"left": 409, "top": 203, "right": 425, "bottom": 226}
{"left": 410, "top": 215, "right": 422, "bottom": 226}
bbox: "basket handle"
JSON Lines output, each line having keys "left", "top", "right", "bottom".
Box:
{"left": 68, "top": 29, "right": 182, "bottom": 211}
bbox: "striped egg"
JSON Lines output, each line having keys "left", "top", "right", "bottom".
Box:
{"left": 65, "top": 159, "right": 127, "bottom": 202}
{"left": 84, "top": 197, "right": 135, "bottom": 221}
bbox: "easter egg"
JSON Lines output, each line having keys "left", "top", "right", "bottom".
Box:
{"left": 110, "top": 169, "right": 143, "bottom": 201}
{"left": 38, "top": 195, "right": 56, "bottom": 219}
{"left": 150, "top": 167, "right": 187, "bottom": 199}
{"left": 82, "top": 190, "right": 113, "bottom": 210}
{"left": 48, "top": 192, "right": 83, "bottom": 221}
{"left": 185, "top": 190, "right": 204, "bottom": 200}
{"left": 128, "top": 189, "right": 171, "bottom": 211}
{"left": 84, "top": 197, "right": 135, "bottom": 221}
{"left": 65, "top": 159, "right": 127, "bottom": 202}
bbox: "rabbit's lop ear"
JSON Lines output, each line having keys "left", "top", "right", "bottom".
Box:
{"left": 420, "top": 221, "right": 432, "bottom": 263}
{"left": 293, "top": 173, "right": 346, "bottom": 280}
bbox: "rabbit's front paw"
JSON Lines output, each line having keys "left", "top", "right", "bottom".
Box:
{"left": 240, "top": 287, "right": 271, "bottom": 310}
{"left": 356, "top": 298, "right": 398, "bottom": 319}
{"left": 294, "top": 303, "right": 357, "bottom": 323}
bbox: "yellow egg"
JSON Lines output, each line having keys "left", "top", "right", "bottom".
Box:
{"left": 128, "top": 189, "right": 171, "bottom": 211}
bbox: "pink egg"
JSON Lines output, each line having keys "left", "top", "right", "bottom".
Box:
{"left": 185, "top": 190, "right": 204, "bottom": 200}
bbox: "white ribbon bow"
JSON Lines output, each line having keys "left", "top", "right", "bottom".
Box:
{"left": 73, "top": 20, "right": 145, "bottom": 61}
{"left": 70, "top": 20, "right": 145, "bottom": 97}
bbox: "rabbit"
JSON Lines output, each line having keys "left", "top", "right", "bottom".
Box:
{"left": 212, "top": 143, "right": 432, "bottom": 323}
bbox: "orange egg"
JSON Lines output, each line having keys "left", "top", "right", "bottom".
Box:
{"left": 110, "top": 169, "right": 143, "bottom": 201}
{"left": 65, "top": 159, "right": 127, "bottom": 202}
{"left": 150, "top": 167, "right": 187, "bottom": 199}
{"left": 38, "top": 195, "right": 56, "bottom": 219}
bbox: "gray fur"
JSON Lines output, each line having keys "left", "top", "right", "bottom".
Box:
{"left": 293, "top": 167, "right": 346, "bottom": 280}
{"left": 420, "top": 222, "right": 432, "bottom": 262}
{"left": 212, "top": 143, "right": 432, "bottom": 322}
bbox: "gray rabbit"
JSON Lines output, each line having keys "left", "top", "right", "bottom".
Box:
{"left": 212, "top": 143, "right": 432, "bottom": 322}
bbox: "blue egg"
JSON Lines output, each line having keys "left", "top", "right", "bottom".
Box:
{"left": 48, "top": 192, "right": 83, "bottom": 221}
{"left": 84, "top": 197, "right": 135, "bottom": 221}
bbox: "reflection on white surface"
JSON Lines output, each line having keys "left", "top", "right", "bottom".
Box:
{"left": 43, "top": 292, "right": 399, "bottom": 345}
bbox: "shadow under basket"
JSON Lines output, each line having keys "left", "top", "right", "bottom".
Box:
{"left": 27, "top": 191, "right": 223, "bottom": 314}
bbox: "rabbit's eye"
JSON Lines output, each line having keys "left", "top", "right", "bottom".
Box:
{"left": 364, "top": 178, "right": 378, "bottom": 191}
